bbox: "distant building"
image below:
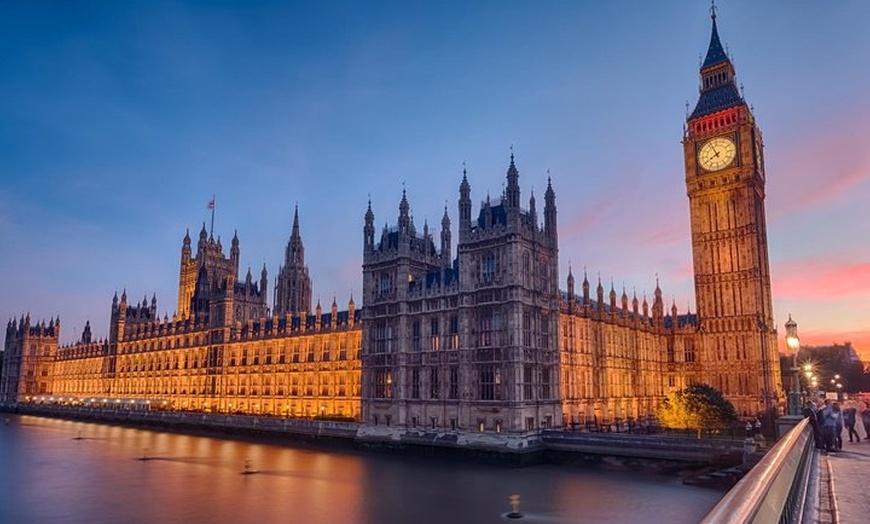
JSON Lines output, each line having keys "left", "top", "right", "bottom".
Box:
{"left": 2, "top": 11, "right": 782, "bottom": 426}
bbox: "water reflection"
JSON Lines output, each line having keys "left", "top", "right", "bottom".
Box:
{"left": 0, "top": 415, "right": 722, "bottom": 523}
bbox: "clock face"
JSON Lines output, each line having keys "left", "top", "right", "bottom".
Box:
{"left": 698, "top": 136, "right": 736, "bottom": 171}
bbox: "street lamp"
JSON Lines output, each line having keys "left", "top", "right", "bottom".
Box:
{"left": 784, "top": 315, "right": 801, "bottom": 416}
{"left": 803, "top": 363, "right": 816, "bottom": 400}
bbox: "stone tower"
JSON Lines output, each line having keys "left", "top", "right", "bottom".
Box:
{"left": 176, "top": 225, "right": 266, "bottom": 326}
{"left": 683, "top": 8, "right": 782, "bottom": 416}
{"left": 274, "top": 205, "right": 313, "bottom": 316}
{"left": 361, "top": 156, "right": 561, "bottom": 432}
{"left": 1, "top": 315, "right": 59, "bottom": 402}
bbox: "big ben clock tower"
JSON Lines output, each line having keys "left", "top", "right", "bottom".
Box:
{"left": 683, "top": 7, "right": 782, "bottom": 417}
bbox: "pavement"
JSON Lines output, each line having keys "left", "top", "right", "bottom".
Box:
{"left": 821, "top": 434, "right": 870, "bottom": 523}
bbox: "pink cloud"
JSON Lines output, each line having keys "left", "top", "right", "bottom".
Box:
{"left": 773, "top": 256, "right": 870, "bottom": 302}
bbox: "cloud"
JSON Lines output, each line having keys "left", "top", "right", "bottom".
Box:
{"left": 773, "top": 256, "right": 870, "bottom": 302}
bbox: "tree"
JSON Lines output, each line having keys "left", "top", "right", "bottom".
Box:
{"left": 657, "top": 383, "right": 738, "bottom": 438}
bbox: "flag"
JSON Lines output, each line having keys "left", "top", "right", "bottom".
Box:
{"left": 207, "top": 196, "right": 215, "bottom": 210}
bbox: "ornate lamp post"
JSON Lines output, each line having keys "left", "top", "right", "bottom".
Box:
{"left": 785, "top": 315, "right": 801, "bottom": 416}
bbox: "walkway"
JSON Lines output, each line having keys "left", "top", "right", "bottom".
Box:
{"left": 819, "top": 437, "right": 870, "bottom": 523}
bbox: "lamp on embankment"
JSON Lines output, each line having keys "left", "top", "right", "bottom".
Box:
{"left": 784, "top": 315, "right": 801, "bottom": 416}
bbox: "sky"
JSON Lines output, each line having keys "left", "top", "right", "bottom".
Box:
{"left": 1, "top": 1, "right": 868, "bottom": 358}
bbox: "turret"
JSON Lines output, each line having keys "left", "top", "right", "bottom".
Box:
{"left": 82, "top": 320, "right": 92, "bottom": 344}
{"left": 566, "top": 267, "right": 575, "bottom": 312}
{"left": 231, "top": 230, "right": 240, "bottom": 275}
{"left": 544, "top": 177, "right": 557, "bottom": 242}
{"left": 458, "top": 169, "right": 471, "bottom": 236}
{"left": 182, "top": 228, "right": 192, "bottom": 263}
{"left": 315, "top": 300, "right": 322, "bottom": 330}
{"left": 440, "top": 206, "right": 451, "bottom": 268}
{"left": 260, "top": 264, "right": 268, "bottom": 303}
{"left": 596, "top": 277, "right": 604, "bottom": 311}
{"left": 609, "top": 282, "right": 617, "bottom": 312}
{"left": 197, "top": 223, "right": 208, "bottom": 254}
{"left": 505, "top": 152, "right": 520, "bottom": 210}
{"left": 529, "top": 191, "right": 537, "bottom": 229}
{"left": 348, "top": 295, "right": 356, "bottom": 327}
{"left": 653, "top": 279, "right": 664, "bottom": 326}
{"left": 398, "top": 189, "right": 411, "bottom": 236}
{"left": 582, "top": 271, "right": 590, "bottom": 306}
{"left": 364, "top": 199, "right": 375, "bottom": 251}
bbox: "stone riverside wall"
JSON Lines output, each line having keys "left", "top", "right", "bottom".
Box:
{"left": 2, "top": 403, "right": 743, "bottom": 467}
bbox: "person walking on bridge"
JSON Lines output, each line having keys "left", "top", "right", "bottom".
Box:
{"left": 861, "top": 401, "right": 870, "bottom": 441}
{"left": 803, "top": 400, "right": 823, "bottom": 449}
{"left": 843, "top": 401, "right": 860, "bottom": 443}
{"left": 821, "top": 400, "right": 841, "bottom": 453}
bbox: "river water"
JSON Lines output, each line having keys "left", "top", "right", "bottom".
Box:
{"left": 0, "top": 415, "right": 723, "bottom": 523}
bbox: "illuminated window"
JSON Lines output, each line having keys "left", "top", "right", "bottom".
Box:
{"left": 429, "top": 318, "right": 440, "bottom": 350}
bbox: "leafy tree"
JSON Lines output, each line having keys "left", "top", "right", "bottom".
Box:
{"left": 657, "top": 383, "right": 738, "bottom": 438}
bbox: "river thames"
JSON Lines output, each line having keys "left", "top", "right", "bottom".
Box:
{"left": 0, "top": 415, "right": 724, "bottom": 523}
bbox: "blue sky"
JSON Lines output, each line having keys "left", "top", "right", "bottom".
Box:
{"left": 1, "top": 1, "right": 869, "bottom": 353}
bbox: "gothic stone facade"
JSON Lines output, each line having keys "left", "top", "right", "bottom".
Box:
{"left": 361, "top": 158, "right": 562, "bottom": 432}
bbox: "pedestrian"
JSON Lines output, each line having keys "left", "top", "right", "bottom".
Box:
{"left": 815, "top": 399, "right": 826, "bottom": 434}
{"left": 753, "top": 417, "right": 762, "bottom": 436}
{"left": 820, "top": 399, "right": 839, "bottom": 453}
{"left": 745, "top": 421, "right": 753, "bottom": 438}
{"left": 832, "top": 402, "right": 843, "bottom": 451}
{"left": 802, "top": 400, "right": 823, "bottom": 449}
{"left": 842, "top": 401, "right": 860, "bottom": 443}
{"left": 861, "top": 402, "right": 870, "bottom": 440}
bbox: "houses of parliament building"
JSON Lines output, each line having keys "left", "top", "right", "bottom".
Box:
{"left": 1, "top": 12, "right": 783, "bottom": 432}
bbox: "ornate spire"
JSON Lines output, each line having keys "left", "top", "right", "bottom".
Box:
{"left": 291, "top": 204, "right": 300, "bottom": 240}
{"left": 505, "top": 149, "right": 520, "bottom": 209}
{"left": 458, "top": 167, "right": 472, "bottom": 235}
{"left": 544, "top": 176, "right": 557, "bottom": 239}
{"left": 690, "top": 3, "right": 743, "bottom": 119}
{"left": 365, "top": 198, "right": 374, "bottom": 224}
{"left": 702, "top": 1, "right": 728, "bottom": 69}
{"left": 398, "top": 188, "right": 411, "bottom": 234}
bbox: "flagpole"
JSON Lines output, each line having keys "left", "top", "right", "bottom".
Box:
{"left": 210, "top": 194, "right": 215, "bottom": 238}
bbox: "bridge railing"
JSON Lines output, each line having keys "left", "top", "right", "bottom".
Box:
{"left": 700, "top": 417, "right": 814, "bottom": 524}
